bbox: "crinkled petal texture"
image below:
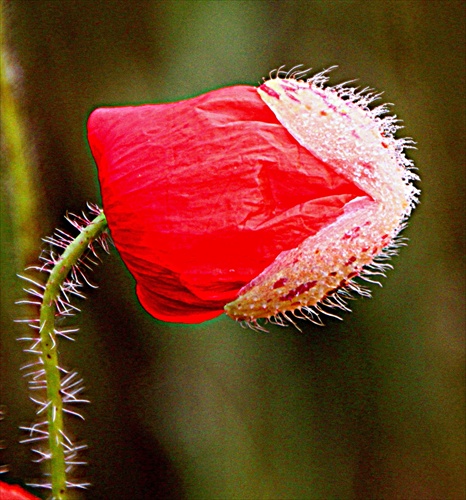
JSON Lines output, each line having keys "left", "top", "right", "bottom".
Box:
{"left": 88, "top": 85, "right": 365, "bottom": 323}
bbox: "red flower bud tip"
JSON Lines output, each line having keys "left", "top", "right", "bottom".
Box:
{"left": 0, "top": 481, "right": 40, "bottom": 500}
{"left": 88, "top": 68, "right": 419, "bottom": 326}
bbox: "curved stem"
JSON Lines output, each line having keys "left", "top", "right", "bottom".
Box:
{"left": 40, "top": 212, "right": 107, "bottom": 499}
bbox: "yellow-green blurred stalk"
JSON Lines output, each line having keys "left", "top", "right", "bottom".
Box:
{"left": 1, "top": 2, "right": 40, "bottom": 267}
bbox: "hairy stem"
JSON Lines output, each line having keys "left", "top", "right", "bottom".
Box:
{"left": 40, "top": 212, "right": 107, "bottom": 499}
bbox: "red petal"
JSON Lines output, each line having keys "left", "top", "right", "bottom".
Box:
{"left": 0, "top": 481, "right": 40, "bottom": 500}
{"left": 88, "top": 86, "right": 365, "bottom": 323}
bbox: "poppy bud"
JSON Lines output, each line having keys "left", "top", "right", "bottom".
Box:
{"left": 88, "top": 69, "right": 418, "bottom": 325}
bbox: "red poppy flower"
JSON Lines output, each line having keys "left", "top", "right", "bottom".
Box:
{"left": 88, "top": 70, "right": 418, "bottom": 325}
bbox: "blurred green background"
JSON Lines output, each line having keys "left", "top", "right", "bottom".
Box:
{"left": 1, "top": 1, "right": 464, "bottom": 499}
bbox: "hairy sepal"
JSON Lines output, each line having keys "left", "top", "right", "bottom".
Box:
{"left": 225, "top": 70, "right": 419, "bottom": 325}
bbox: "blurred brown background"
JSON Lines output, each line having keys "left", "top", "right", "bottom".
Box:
{"left": 1, "top": 1, "right": 464, "bottom": 499}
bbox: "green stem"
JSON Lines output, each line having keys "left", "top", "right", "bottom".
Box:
{"left": 40, "top": 212, "right": 107, "bottom": 499}
{"left": 1, "top": 7, "right": 41, "bottom": 266}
